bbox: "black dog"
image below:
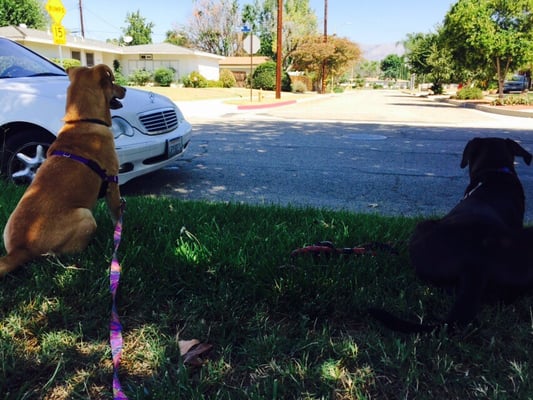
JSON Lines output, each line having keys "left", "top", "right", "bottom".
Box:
{"left": 371, "top": 137, "right": 533, "bottom": 333}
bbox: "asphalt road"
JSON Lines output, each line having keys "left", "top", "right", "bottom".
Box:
{"left": 121, "top": 90, "right": 533, "bottom": 221}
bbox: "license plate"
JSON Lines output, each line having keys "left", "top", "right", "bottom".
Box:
{"left": 166, "top": 137, "right": 183, "bottom": 158}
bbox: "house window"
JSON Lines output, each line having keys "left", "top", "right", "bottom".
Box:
{"left": 86, "top": 53, "right": 94, "bottom": 66}
{"left": 71, "top": 51, "right": 81, "bottom": 61}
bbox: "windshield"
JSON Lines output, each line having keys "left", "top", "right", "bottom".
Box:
{"left": 510, "top": 75, "right": 525, "bottom": 82}
{"left": 0, "top": 37, "right": 67, "bottom": 79}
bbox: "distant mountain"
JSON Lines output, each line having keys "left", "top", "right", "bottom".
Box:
{"left": 360, "top": 43, "right": 405, "bottom": 61}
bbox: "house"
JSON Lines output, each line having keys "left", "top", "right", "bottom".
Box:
{"left": 0, "top": 25, "right": 223, "bottom": 82}
{"left": 219, "top": 56, "right": 270, "bottom": 87}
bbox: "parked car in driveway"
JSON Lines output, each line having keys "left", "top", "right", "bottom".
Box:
{"left": 503, "top": 75, "right": 530, "bottom": 93}
{"left": 0, "top": 37, "right": 192, "bottom": 184}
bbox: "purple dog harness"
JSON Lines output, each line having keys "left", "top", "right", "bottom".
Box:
{"left": 50, "top": 150, "right": 118, "bottom": 198}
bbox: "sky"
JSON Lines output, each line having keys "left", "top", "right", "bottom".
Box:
{"left": 59, "top": 0, "right": 456, "bottom": 46}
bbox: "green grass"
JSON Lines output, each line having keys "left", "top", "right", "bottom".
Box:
{"left": 1, "top": 181, "right": 532, "bottom": 399}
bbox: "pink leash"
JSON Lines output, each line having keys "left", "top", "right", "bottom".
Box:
{"left": 109, "top": 200, "right": 128, "bottom": 399}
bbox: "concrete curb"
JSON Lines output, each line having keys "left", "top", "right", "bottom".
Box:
{"left": 442, "top": 98, "right": 533, "bottom": 119}
{"left": 237, "top": 99, "right": 296, "bottom": 110}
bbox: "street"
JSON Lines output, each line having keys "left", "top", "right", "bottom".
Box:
{"left": 121, "top": 90, "right": 533, "bottom": 221}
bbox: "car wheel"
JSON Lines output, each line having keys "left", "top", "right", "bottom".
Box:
{"left": 2, "top": 130, "right": 54, "bottom": 184}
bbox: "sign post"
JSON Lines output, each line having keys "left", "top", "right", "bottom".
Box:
{"left": 45, "top": 0, "right": 67, "bottom": 62}
{"left": 242, "top": 25, "right": 260, "bottom": 103}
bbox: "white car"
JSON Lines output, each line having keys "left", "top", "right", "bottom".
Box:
{"left": 0, "top": 37, "right": 192, "bottom": 184}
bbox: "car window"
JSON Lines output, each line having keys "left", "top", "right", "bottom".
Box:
{"left": 0, "top": 38, "right": 67, "bottom": 79}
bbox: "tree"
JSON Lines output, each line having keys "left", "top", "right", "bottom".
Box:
{"left": 380, "top": 54, "right": 403, "bottom": 80}
{"left": 120, "top": 10, "right": 154, "bottom": 45}
{"left": 0, "top": 0, "right": 46, "bottom": 29}
{"left": 241, "top": 0, "right": 276, "bottom": 58}
{"left": 281, "top": 0, "right": 318, "bottom": 69}
{"left": 354, "top": 60, "right": 380, "bottom": 79}
{"left": 442, "top": 0, "right": 533, "bottom": 97}
{"left": 291, "top": 34, "right": 361, "bottom": 91}
{"left": 165, "top": 29, "right": 191, "bottom": 47}
{"left": 403, "top": 31, "right": 455, "bottom": 94}
{"left": 242, "top": 0, "right": 318, "bottom": 68}
{"left": 185, "top": 0, "right": 241, "bottom": 56}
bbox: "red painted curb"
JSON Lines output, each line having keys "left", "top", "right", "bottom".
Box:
{"left": 237, "top": 100, "right": 297, "bottom": 110}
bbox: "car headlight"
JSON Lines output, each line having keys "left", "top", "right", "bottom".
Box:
{"left": 111, "top": 117, "right": 135, "bottom": 139}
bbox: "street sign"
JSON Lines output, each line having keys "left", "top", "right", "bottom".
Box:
{"left": 45, "top": 0, "right": 66, "bottom": 24}
{"left": 243, "top": 34, "right": 260, "bottom": 54}
{"left": 51, "top": 23, "right": 67, "bottom": 45}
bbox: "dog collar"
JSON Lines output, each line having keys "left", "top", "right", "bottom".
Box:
{"left": 65, "top": 118, "right": 110, "bottom": 127}
{"left": 497, "top": 167, "right": 513, "bottom": 174}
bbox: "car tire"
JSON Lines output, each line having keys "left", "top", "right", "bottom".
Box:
{"left": 1, "top": 129, "right": 54, "bottom": 184}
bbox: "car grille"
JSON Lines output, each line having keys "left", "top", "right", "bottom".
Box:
{"left": 138, "top": 108, "right": 178, "bottom": 134}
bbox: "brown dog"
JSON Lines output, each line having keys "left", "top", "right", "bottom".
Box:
{"left": 0, "top": 64, "right": 125, "bottom": 276}
{"left": 371, "top": 137, "right": 533, "bottom": 333}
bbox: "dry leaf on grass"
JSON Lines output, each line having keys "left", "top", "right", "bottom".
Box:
{"left": 178, "top": 339, "right": 213, "bottom": 367}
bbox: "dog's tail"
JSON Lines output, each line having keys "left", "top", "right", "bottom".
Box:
{"left": 368, "top": 308, "right": 438, "bottom": 334}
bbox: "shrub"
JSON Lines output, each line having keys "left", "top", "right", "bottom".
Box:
{"left": 113, "top": 59, "right": 121, "bottom": 73}
{"left": 183, "top": 71, "right": 208, "bottom": 88}
{"left": 252, "top": 61, "right": 291, "bottom": 92}
{"left": 207, "top": 79, "right": 224, "bottom": 88}
{"left": 219, "top": 69, "right": 236, "bottom": 88}
{"left": 113, "top": 71, "right": 128, "bottom": 86}
{"left": 281, "top": 71, "right": 292, "bottom": 92}
{"left": 252, "top": 61, "right": 276, "bottom": 90}
{"left": 154, "top": 67, "right": 175, "bottom": 87}
{"left": 130, "top": 69, "right": 152, "bottom": 86}
{"left": 456, "top": 87, "right": 483, "bottom": 100}
{"left": 492, "top": 94, "right": 531, "bottom": 106}
{"left": 51, "top": 58, "right": 81, "bottom": 69}
{"left": 292, "top": 80, "right": 307, "bottom": 93}
{"left": 430, "top": 82, "right": 444, "bottom": 95}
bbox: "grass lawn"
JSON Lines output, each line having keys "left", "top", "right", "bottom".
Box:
{"left": 0, "top": 181, "right": 532, "bottom": 399}
{"left": 129, "top": 86, "right": 318, "bottom": 105}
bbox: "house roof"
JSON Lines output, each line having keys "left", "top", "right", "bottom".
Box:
{"left": 0, "top": 26, "right": 223, "bottom": 59}
{"left": 121, "top": 42, "right": 223, "bottom": 59}
{"left": 0, "top": 25, "right": 121, "bottom": 53}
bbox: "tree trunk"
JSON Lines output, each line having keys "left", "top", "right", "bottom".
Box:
{"left": 496, "top": 58, "right": 504, "bottom": 99}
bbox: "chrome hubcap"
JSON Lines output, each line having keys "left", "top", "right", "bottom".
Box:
{"left": 12, "top": 144, "right": 46, "bottom": 182}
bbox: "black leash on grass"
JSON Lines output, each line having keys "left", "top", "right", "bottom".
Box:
{"left": 290, "top": 241, "right": 398, "bottom": 259}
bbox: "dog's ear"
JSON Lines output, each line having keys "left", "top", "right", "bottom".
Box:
{"left": 94, "top": 64, "right": 115, "bottom": 82}
{"left": 506, "top": 139, "right": 532, "bottom": 166}
{"left": 66, "top": 66, "right": 84, "bottom": 81}
{"left": 460, "top": 138, "right": 478, "bottom": 168}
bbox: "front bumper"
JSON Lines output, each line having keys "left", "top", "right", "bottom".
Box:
{"left": 115, "top": 120, "right": 193, "bottom": 185}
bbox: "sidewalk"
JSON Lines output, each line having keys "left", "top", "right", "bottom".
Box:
{"left": 176, "top": 94, "right": 328, "bottom": 120}
{"left": 176, "top": 92, "right": 533, "bottom": 120}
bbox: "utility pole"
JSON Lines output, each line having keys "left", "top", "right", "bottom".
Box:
{"left": 275, "top": 0, "right": 283, "bottom": 99}
{"left": 320, "top": 0, "right": 328, "bottom": 94}
{"left": 78, "top": 0, "right": 85, "bottom": 37}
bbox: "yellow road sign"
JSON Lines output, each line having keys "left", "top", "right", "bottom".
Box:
{"left": 45, "top": 0, "right": 66, "bottom": 24}
{"left": 52, "top": 23, "right": 67, "bottom": 45}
